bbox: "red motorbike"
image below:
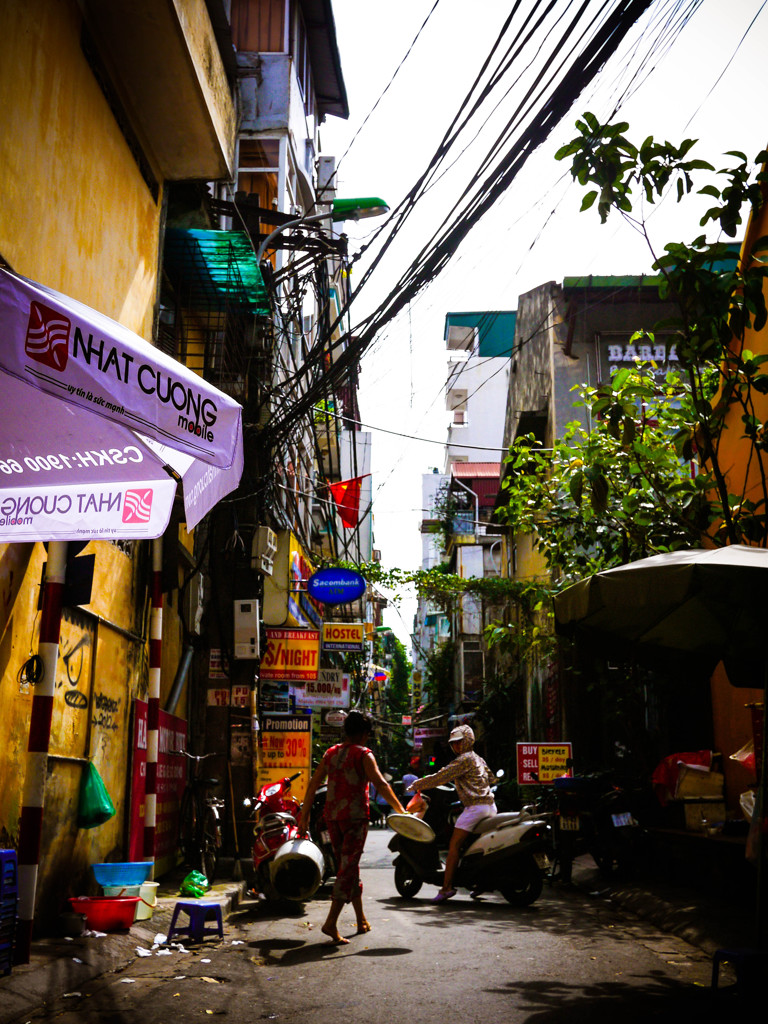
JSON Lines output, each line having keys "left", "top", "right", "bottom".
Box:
{"left": 245, "top": 773, "right": 325, "bottom": 902}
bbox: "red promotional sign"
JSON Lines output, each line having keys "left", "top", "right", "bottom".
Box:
{"left": 128, "top": 700, "right": 187, "bottom": 873}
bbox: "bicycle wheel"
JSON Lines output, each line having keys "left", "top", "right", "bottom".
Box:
{"left": 178, "top": 787, "right": 197, "bottom": 867}
{"left": 201, "top": 805, "right": 220, "bottom": 883}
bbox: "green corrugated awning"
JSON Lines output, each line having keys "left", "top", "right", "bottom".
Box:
{"left": 164, "top": 228, "right": 270, "bottom": 314}
{"left": 563, "top": 275, "right": 660, "bottom": 290}
{"left": 443, "top": 311, "right": 516, "bottom": 357}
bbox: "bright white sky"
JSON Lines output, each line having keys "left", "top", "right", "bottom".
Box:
{"left": 319, "top": 0, "right": 768, "bottom": 647}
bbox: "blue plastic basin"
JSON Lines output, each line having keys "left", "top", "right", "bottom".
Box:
{"left": 91, "top": 862, "right": 153, "bottom": 887}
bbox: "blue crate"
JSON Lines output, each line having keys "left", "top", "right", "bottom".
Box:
{"left": 0, "top": 851, "right": 17, "bottom": 897}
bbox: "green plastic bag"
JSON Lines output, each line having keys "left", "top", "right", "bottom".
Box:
{"left": 77, "top": 761, "right": 116, "bottom": 829}
{"left": 180, "top": 870, "right": 209, "bottom": 899}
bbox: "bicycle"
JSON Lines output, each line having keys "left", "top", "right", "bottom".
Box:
{"left": 172, "top": 749, "right": 224, "bottom": 883}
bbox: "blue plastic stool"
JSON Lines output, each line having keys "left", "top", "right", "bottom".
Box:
{"left": 711, "top": 947, "right": 768, "bottom": 995}
{"left": 167, "top": 900, "right": 224, "bottom": 943}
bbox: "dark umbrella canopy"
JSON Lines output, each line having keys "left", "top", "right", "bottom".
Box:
{"left": 554, "top": 544, "right": 768, "bottom": 946}
{"left": 554, "top": 545, "right": 768, "bottom": 687}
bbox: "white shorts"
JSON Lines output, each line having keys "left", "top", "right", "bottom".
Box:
{"left": 455, "top": 802, "right": 497, "bottom": 832}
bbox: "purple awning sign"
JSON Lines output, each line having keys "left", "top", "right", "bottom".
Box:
{"left": 0, "top": 267, "right": 242, "bottom": 470}
{"left": 0, "top": 268, "right": 244, "bottom": 540}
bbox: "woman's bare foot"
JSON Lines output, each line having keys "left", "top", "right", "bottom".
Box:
{"left": 355, "top": 920, "right": 371, "bottom": 934}
{"left": 321, "top": 923, "right": 349, "bottom": 944}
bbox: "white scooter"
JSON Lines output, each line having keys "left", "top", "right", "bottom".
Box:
{"left": 388, "top": 783, "right": 551, "bottom": 906}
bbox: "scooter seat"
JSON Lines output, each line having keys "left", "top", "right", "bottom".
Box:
{"left": 473, "top": 812, "right": 525, "bottom": 834}
{"left": 262, "top": 811, "right": 297, "bottom": 826}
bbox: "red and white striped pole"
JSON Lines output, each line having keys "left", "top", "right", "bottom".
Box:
{"left": 15, "top": 541, "right": 67, "bottom": 964}
{"left": 143, "top": 539, "right": 162, "bottom": 873}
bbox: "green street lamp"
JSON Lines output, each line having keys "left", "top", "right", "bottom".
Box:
{"left": 256, "top": 197, "right": 389, "bottom": 263}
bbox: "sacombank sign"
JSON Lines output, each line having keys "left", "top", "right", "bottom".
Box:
{"left": 25, "top": 300, "right": 219, "bottom": 446}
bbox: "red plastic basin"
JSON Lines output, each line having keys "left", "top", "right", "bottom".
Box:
{"left": 69, "top": 896, "right": 140, "bottom": 931}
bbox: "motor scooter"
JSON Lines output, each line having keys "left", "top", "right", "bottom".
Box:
{"left": 388, "top": 784, "right": 551, "bottom": 906}
{"left": 244, "top": 773, "right": 325, "bottom": 901}
{"left": 305, "top": 782, "right": 337, "bottom": 882}
{"left": 552, "top": 772, "right": 642, "bottom": 882}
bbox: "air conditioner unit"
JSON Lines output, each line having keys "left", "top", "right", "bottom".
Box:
{"left": 317, "top": 155, "right": 337, "bottom": 194}
{"left": 233, "top": 599, "right": 260, "bottom": 660}
{"left": 251, "top": 526, "right": 278, "bottom": 576}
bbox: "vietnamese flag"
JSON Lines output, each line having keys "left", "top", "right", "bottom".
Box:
{"left": 328, "top": 475, "right": 369, "bottom": 528}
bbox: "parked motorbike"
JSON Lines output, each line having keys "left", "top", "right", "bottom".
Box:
{"left": 552, "top": 772, "right": 642, "bottom": 882}
{"left": 388, "top": 784, "right": 551, "bottom": 906}
{"left": 305, "top": 782, "right": 337, "bottom": 882}
{"left": 244, "top": 773, "right": 325, "bottom": 901}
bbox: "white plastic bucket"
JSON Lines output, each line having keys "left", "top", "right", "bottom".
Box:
{"left": 102, "top": 884, "right": 141, "bottom": 898}
{"left": 136, "top": 881, "right": 158, "bottom": 920}
{"left": 270, "top": 839, "right": 325, "bottom": 901}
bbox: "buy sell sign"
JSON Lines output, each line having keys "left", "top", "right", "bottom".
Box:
{"left": 261, "top": 628, "right": 320, "bottom": 680}
{"left": 516, "top": 742, "right": 573, "bottom": 784}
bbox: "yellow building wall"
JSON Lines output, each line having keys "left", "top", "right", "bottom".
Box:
{"left": 0, "top": 0, "right": 160, "bottom": 335}
{"left": 707, "top": 177, "right": 768, "bottom": 811}
{"left": 0, "top": 0, "right": 187, "bottom": 918}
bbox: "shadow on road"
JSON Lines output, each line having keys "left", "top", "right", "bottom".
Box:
{"left": 483, "top": 972, "right": 743, "bottom": 1023}
{"left": 375, "top": 883, "right": 633, "bottom": 943}
{"left": 245, "top": 935, "right": 413, "bottom": 967}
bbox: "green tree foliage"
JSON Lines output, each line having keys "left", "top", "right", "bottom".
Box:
{"left": 423, "top": 639, "right": 456, "bottom": 711}
{"left": 496, "top": 364, "right": 718, "bottom": 580}
{"left": 553, "top": 114, "right": 768, "bottom": 549}
{"left": 386, "top": 634, "right": 412, "bottom": 717}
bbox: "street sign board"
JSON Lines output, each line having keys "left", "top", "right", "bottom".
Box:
{"left": 516, "top": 742, "right": 573, "bottom": 784}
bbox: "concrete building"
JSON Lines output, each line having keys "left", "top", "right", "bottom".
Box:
{"left": 0, "top": 0, "right": 372, "bottom": 944}
{"left": 413, "top": 312, "right": 514, "bottom": 728}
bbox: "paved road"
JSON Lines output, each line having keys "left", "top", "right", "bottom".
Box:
{"left": 18, "top": 830, "right": 735, "bottom": 1024}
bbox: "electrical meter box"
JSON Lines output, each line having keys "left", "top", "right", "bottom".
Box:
{"left": 251, "top": 526, "right": 278, "bottom": 576}
{"left": 234, "top": 599, "right": 260, "bottom": 660}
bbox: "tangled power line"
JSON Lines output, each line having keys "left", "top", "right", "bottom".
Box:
{"left": 262, "top": 0, "right": 702, "bottom": 450}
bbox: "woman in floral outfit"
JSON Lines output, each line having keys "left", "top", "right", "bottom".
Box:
{"left": 299, "top": 710, "right": 405, "bottom": 943}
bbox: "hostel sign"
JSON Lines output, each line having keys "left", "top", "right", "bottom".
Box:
{"left": 322, "top": 622, "right": 365, "bottom": 652}
{"left": 516, "top": 742, "right": 573, "bottom": 784}
{"left": 261, "top": 628, "right": 320, "bottom": 681}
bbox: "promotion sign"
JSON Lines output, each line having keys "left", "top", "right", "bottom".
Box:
{"left": 259, "top": 715, "right": 312, "bottom": 768}
{"left": 516, "top": 742, "right": 573, "bottom": 784}
{"left": 257, "top": 714, "right": 312, "bottom": 801}
{"left": 322, "top": 622, "right": 365, "bottom": 652}
{"left": 261, "top": 628, "right": 320, "bottom": 681}
{"left": 291, "top": 668, "right": 350, "bottom": 708}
